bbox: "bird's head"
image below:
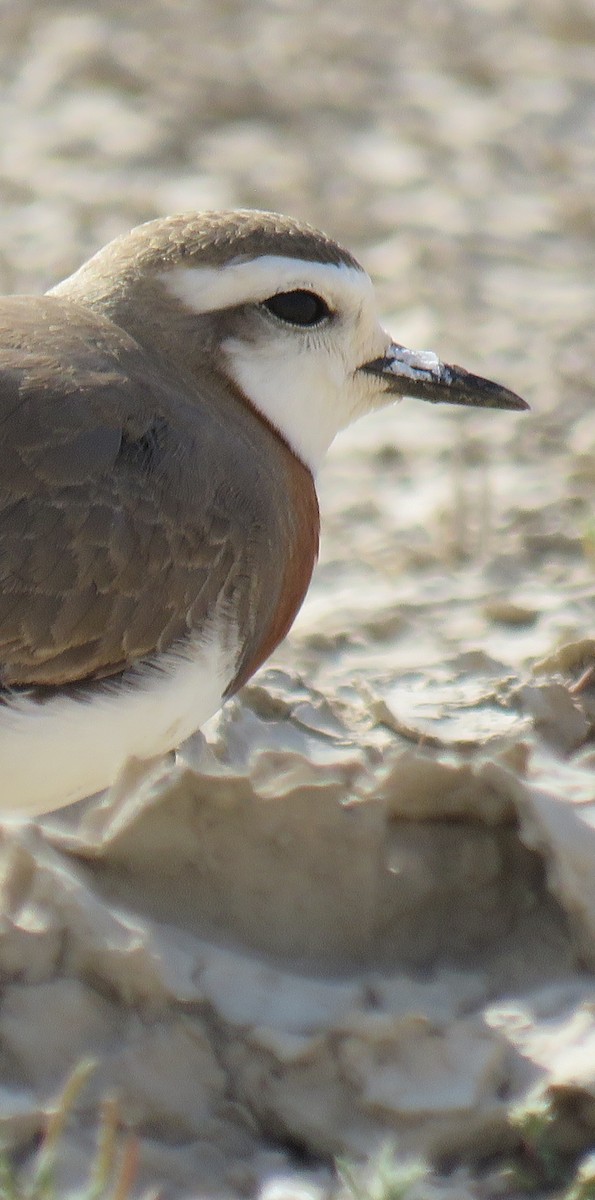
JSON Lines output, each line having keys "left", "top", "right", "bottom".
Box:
{"left": 52, "top": 210, "right": 528, "bottom": 475}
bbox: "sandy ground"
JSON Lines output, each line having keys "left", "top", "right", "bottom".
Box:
{"left": 0, "top": 1, "right": 594, "bottom": 1196}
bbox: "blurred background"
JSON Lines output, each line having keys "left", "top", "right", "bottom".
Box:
{"left": 1, "top": 0, "right": 594, "bottom": 403}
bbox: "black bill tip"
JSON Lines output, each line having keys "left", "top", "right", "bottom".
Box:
{"left": 362, "top": 344, "right": 529, "bottom": 412}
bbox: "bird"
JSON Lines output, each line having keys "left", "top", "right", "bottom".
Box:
{"left": 0, "top": 209, "right": 528, "bottom": 815}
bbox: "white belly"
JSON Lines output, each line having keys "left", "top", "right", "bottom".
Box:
{"left": 0, "top": 631, "right": 237, "bottom": 816}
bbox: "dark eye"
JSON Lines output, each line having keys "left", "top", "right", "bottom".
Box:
{"left": 262, "top": 290, "right": 331, "bottom": 327}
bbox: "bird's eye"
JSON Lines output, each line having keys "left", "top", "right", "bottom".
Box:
{"left": 262, "top": 290, "right": 331, "bottom": 327}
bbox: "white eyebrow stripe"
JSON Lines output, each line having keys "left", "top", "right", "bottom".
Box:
{"left": 159, "top": 255, "right": 373, "bottom": 315}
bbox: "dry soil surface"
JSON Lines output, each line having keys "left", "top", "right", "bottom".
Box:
{"left": 0, "top": 2, "right": 594, "bottom": 1198}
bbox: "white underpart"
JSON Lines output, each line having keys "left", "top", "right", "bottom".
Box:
{"left": 162, "top": 256, "right": 394, "bottom": 475}
{"left": 0, "top": 629, "right": 237, "bottom": 816}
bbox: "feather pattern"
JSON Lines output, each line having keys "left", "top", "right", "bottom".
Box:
{"left": 0, "top": 294, "right": 319, "bottom": 695}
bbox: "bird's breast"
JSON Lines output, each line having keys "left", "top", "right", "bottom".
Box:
{"left": 226, "top": 430, "right": 320, "bottom": 694}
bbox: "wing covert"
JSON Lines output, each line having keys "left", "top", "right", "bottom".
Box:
{"left": 0, "top": 295, "right": 242, "bottom": 687}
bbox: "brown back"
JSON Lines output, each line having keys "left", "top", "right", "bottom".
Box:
{"left": 0, "top": 294, "right": 319, "bottom": 693}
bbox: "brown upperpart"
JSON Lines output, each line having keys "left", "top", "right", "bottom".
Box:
{"left": 0, "top": 292, "right": 321, "bottom": 698}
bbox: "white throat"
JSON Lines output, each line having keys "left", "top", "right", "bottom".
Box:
{"left": 221, "top": 333, "right": 346, "bottom": 473}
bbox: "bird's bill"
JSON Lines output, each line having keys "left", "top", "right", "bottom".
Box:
{"left": 362, "top": 343, "right": 529, "bottom": 411}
